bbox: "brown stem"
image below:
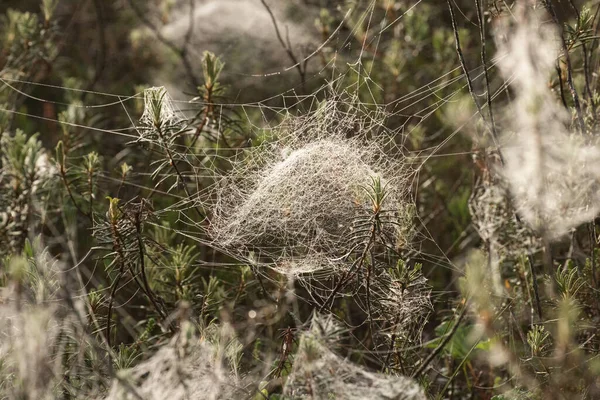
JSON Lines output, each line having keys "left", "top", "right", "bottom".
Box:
{"left": 412, "top": 300, "right": 469, "bottom": 378}
{"left": 320, "top": 224, "right": 377, "bottom": 312}
{"left": 155, "top": 125, "right": 205, "bottom": 220}
{"left": 105, "top": 221, "right": 127, "bottom": 349}
{"left": 59, "top": 162, "right": 92, "bottom": 223}
{"left": 527, "top": 254, "right": 543, "bottom": 320}
{"left": 126, "top": 0, "right": 200, "bottom": 88}
{"left": 447, "top": 0, "right": 501, "bottom": 156}
{"left": 259, "top": 0, "right": 306, "bottom": 92}
{"left": 544, "top": 0, "right": 586, "bottom": 134}
{"left": 105, "top": 262, "right": 124, "bottom": 349}
{"left": 129, "top": 204, "right": 171, "bottom": 330}
{"left": 189, "top": 85, "right": 213, "bottom": 148}
{"left": 474, "top": 0, "right": 503, "bottom": 162}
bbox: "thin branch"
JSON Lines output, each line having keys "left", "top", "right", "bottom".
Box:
{"left": 412, "top": 300, "right": 469, "bottom": 378}
{"left": 105, "top": 256, "right": 125, "bottom": 350}
{"left": 189, "top": 87, "right": 213, "bottom": 148}
{"left": 259, "top": 0, "right": 306, "bottom": 91}
{"left": 556, "top": 63, "right": 569, "bottom": 108}
{"left": 590, "top": 222, "right": 597, "bottom": 288}
{"left": 86, "top": 0, "right": 107, "bottom": 93}
{"left": 474, "top": 0, "right": 503, "bottom": 162}
{"left": 87, "top": 165, "right": 94, "bottom": 218}
{"left": 155, "top": 125, "right": 205, "bottom": 220}
{"left": 126, "top": 0, "right": 200, "bottom": 88}
{"left": 566, "top": 0, "right": 596, "bottom": 120}
{"left": 366, "top": 249, "right": 374, "bottom": 343}
{"left": 319, "top": 224, "right": 377, "bottom": 313}
{"left": 128, "top": 202, "right": 173, "bottom": 332}
{"left": 543, "top": 0, "right": 586, "bottom": 134}
{"left": 183, "top": 0, "right": 196, "bottom": 52}
{"left": 446, "top": 0, "right": 484, "bottom": 121}
{"left": 447, "top": 0, "right": 502, "bottom": 161}
{"left": 527, "top": 254, "right": 543, "bottom": 320}
{"left": 59, "top": 162, "right": 93, "bottom": 223}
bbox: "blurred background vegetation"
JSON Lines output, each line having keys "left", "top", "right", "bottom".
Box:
{"left": 2, "top": 0, "right": 600, "bottom": 399}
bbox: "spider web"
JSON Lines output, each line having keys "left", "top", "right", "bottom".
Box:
{"left": 0, "top": 0, "right": 511, "bottom": 318}
{"left": 0, "top": 0, "right": 549, "bottom": 397}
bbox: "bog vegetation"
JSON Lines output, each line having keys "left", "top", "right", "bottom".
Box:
{"left": 2, "top": 0, "right": 600, "bottom": 399}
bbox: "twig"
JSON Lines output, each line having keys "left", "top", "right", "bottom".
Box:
{"left": 105, "top": 262, "right": 124, "bottom": 349}
{"left": 128, "top": 202, "right": 173, "bottom": 331}
{"left": 582, "top": 42, "right": 595, "bottom": 120}
{"left": 85, "top": 0, "right": 107, "bottom": 93}
{"left": 412, "top": 300, "right": 469, "bottom": 378}
{"left": 527, "top": 254, "right": 543, "bottom": 320}
{"left": 474, "top": 0, "right": 502, "bottom": 162}
{"left": 436, "top": 339, "right": 479, "bottom": 400}
{"left": 543, "top": 0, "right": 586, "bottom": 134}
{"left": 249, "top": 263, "right": 276, "bottom": 303}
{"left": 591, "top": 222, "right": 598, "bottom": 288}
{"left": 189, "top": 89, "right": 213, "bottom": 148}
{"left": 126, "top": 0, "right": 200, "bottom": 88}
{"left": 259, "top": 0, "right": 306, "bottom": 92}
{"left": 155, "top": 125, "right": 205, "bottom": 220}
{"left": 87, "top": 163, "right": 95, "bottom": 217}
{"left": 447, "top": 0, "right": 500, "bottom": 154}
{"left": 556, "top": 63, "right": 569, "bottom": 108}
{"left": 566, "top": 0, "right": 595, "bottom": 118}
{"left": 104, "top": 204, "right": 131, "bottom": 351}
{"left": 320, "top": 225, "right": 376, "bottom": 312}
{"left": 382, "top": 313, "right": 402, "bottom": 373}
{"left": 366, "top": 250, "right": 374, "bottom": 342}
{"left": 183, "top": 0, "right": 195, "bottom": 51}
{"left": 58, "top": 159, "right": 93, "bottom": 223}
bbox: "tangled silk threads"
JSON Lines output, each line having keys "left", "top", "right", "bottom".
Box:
{"left": 105, "top": 324, "right": 243, "bottom": 400}
{"left": 495, "top": 9, "right": 600, "bottom": 240}
{"left": 283, "top": 314, "right": 426, "bottom": 400}
{"left": 210, "top": 97, "right": 413, "bottom": 275}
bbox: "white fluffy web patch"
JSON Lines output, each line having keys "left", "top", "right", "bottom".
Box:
{"left": 469, "top": 179, "right": 541, "bottom": 258}
{"left": 0, "top": 254, "right": 99, "bottom": 400}
{"left": 0, "top": 306, "right": 63, "bottom": 399}
{"left": 215, "top": 139, "right": 381, "bottom": 256}
{"left": 209, "top": 95, "right": 413, "bottom": 275}
{"left": 495, "top": 9, "right": 600, "bottom": 240}
{"left": 283, "top": 314, "right": 426, "bottom": 400}
{"left": 380, "top": 270, "right": 432, "bottom": 347}
{"left": 139, "top": 86, "right": 185, "bottom": 128}
{"left": 105, "top": 323, "right": 244, "bottom": 400}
